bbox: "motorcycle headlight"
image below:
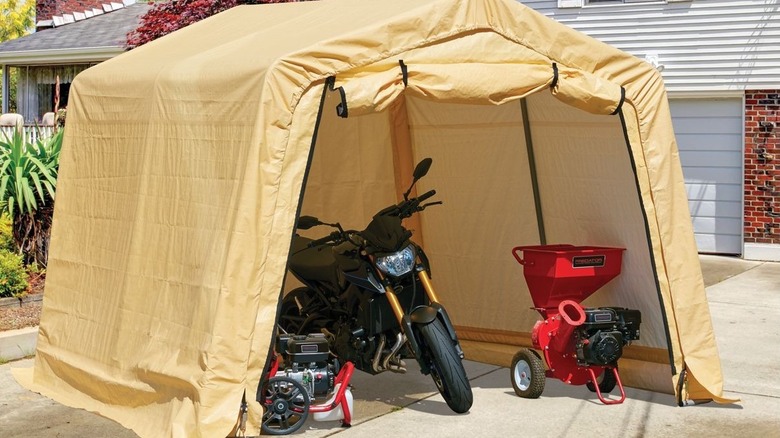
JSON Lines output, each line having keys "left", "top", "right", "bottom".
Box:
{"left": 376, "top": 245, "right": 416, "bottom": 277}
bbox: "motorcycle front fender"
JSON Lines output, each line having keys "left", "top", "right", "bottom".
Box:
{"left": 404, "top": 303, "right": 465, "bottom": 375}
{"left": 412, "top": 303, "right": 462, "bottom": 349}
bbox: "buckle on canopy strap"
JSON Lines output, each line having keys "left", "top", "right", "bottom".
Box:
{"left": 327, "top": 76, "right": 349, "bottom": 118}
{"left": 550, "top": 66, "right": 624, "bottom": 116}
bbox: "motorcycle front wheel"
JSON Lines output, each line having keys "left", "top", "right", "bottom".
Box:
{"left": 418, "top": 318, "right": 473, "bottom": 413}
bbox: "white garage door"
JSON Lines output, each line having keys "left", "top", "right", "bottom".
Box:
{"left": 669, "top": 98, "right": 743, "bottom": 254}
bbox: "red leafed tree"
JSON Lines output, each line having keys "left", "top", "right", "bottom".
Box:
{"left": 127, "top": 0, "right": 307, "bottom": 49}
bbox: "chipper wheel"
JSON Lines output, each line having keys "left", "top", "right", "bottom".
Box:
{"left": 510, "top": 348, "right": 545, "bottom": 399}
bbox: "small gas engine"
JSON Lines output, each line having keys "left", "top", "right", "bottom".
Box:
{"left": 257, "top": 332, "right": 355, "bottom": 435}
{"left": 274, "top": 333, "right": 337, "bottom": 398}
{"left": 574, "top": 307, "right": 641, "bottom": 366}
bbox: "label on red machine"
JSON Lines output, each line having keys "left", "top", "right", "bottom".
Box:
{"left": 572, "top": 255, "right": 606, "bottom": 268}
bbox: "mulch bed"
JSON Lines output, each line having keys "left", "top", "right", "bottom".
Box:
{"left": 0, "top": 271, "right": 45, "bottom": 332}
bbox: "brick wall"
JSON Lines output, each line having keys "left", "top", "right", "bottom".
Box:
{"left": 36, "top": 0, "right": 108, "bottom": 22}
{"left": 745, "top": 90, "right": 780, "bottom": 244}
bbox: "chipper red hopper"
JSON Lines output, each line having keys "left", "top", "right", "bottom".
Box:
{"left": 510, "top": 244, "right": 641, "bottom": 404}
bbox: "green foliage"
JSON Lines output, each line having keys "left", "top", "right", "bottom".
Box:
{"left": 0, "top": 68, "right": 19, "bottom": 113}
{"left": 0, "top": 129, "right": 62, "bottom": 220}
{"left": 0, "top": 214, "right": 13, "bottom": 251}
{"left": 0, "top": 129, "right": 63, "bottom": 266}
{"left": 55, "top": 108, "right": 66, "bottom": 128}
{"left": 0, "top": 249, "right": 28, "bottom": 298}
{"left": 127, "top": 0, "right": 312, "bottom": 49}
{"left": 0, "top": 0, "right": 35, "bottom": 42}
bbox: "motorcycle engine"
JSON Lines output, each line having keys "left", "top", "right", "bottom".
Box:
{"left": 331, "top": 322, "right": 378, "bottom": 372}
{"left": 574, "top": 307, "right": 641, "bottom": 366}
{"left": 275, "top": 333, "right": 336, "bottom": 398}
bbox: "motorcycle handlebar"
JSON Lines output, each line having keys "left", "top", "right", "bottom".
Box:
{"left": 417, "top": 190, "right": 436, "bottom": 204}
{"left": 307, "top": 231, "right": 343, "bottom": 248}
{"left": 373, "top": 189, "right": 441, "bottom": 219}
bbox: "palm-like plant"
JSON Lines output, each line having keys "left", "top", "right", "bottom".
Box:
{"left": 0, "top": 128, "right": 63, "bottom": 266}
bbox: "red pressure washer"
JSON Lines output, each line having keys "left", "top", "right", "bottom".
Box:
{"left": 510, "top": 245, "right": 642, "bottom": 405}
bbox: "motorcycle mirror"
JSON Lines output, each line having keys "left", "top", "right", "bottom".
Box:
{"left": 413, "top": 158, "right": 433, "bottom": 180}
{"left": 404, "top": 158, "right": 433, "bottom": 200}
{"left": 297, "top": 215, "right": 322, "bottom": 230}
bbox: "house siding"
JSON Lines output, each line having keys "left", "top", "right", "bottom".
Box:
{"left": 520, "top": 0, "right": 780, "bottom": 93}
{"left": 520, "top": 0, "right": 780, "bottom": 258}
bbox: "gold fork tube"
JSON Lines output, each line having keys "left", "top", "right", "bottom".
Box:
{"left": 417, "top": 269, "right": 440, "bottom": 304}
{"left": 384, "top": 286, "right": 406, "bottom": 325}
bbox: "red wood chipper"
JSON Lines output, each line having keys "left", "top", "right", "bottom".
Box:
{"left": 510, "top": 244, "right": 642, "bottom": 405}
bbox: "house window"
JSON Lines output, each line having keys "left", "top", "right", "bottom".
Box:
{"left": 15, "top": 65, "right": 88, "bottom": 124}
{"left": 559, "top": 0, "right": 689, "bottom": 7}
{"left": 559, "top": 0, "right": 661, "bottom": 7}
{"left": 588, "top": 0, "right": 663, "bottom": 3}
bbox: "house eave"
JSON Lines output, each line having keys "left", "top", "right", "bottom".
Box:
{"left": 0, "top": 46, "right": 124, "bottom": 66}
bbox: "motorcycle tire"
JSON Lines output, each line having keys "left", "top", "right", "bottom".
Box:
{"left": 278, "top": 288, "right": 311, "bottom": 334}
{"left": 418, "top": 318, "right": 473, "bottom": 413}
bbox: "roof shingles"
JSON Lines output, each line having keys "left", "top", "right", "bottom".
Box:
{"left": 0, "top": 3, "right": 150, "bottom": 54}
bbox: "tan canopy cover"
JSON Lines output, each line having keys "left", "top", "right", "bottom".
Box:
{"left": 15, "top": 0, "right": 734, "bottom": 436}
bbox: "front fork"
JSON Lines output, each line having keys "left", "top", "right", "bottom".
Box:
{"left": 378, "top": 265, "right": 464, "bottom": 374}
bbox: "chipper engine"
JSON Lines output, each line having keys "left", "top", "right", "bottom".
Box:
{"left": 510, "top": 245, "right": 641, "bottom": 404}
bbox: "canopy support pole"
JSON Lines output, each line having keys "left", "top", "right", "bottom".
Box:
{"left": 521, "top": 98, "right": 546, "bottom": 244}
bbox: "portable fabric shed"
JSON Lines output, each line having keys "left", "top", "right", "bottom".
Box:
{"left": 14, "top": 0, "right": 734, "bottom": 436}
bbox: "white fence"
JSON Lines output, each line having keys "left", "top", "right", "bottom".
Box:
{"left": 0, "top": 125, "right": 56, "bottom": 144}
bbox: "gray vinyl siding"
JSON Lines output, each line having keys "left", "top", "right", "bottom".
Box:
{"left": 519, "top": 0, "right": 780, "bottom": 93}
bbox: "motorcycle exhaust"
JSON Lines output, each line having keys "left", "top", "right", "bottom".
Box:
{"left": 382, "top": 333, "right": 407, "bottom": 374}
{"left": 371, "top": 333, "right": 408, "bottom": 374}
{"left": 371, "top": 334, "right": 387, "bottom": 373}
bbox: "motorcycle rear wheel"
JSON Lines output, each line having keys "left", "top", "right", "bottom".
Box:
{"left": 278, "top": 288, "right": 311, "bottom": 334}
{"left": 418, "top": 318, "right": 473, "bottom": 413}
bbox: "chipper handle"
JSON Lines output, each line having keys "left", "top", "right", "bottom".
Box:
{"left": 512, "top": 246, "right": 533, "bottom": 266}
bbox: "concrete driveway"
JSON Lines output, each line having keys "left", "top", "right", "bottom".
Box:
{"left": 2, "top": 255, "right": 779, "bottom": 437}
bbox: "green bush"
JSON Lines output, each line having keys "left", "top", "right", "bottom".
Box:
{"left": 0, "top": 128, "right": 62, "bottom": 266}
{"left": 0, "top": 214, "right": 13, "bottom": 252}
{"left": 0, "top": 249, "right": 28, "bottom": 298}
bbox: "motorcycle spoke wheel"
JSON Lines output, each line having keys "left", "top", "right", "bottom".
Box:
{"left": 261, "top": 376, "right": 310, "bottom": 435}
{"left": 418, "top": 319, "right": 473, "bottom": 413}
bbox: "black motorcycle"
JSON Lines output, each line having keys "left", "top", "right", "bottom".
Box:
{"left": 278, "top": 158, "right": 473, "bottom": 414}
